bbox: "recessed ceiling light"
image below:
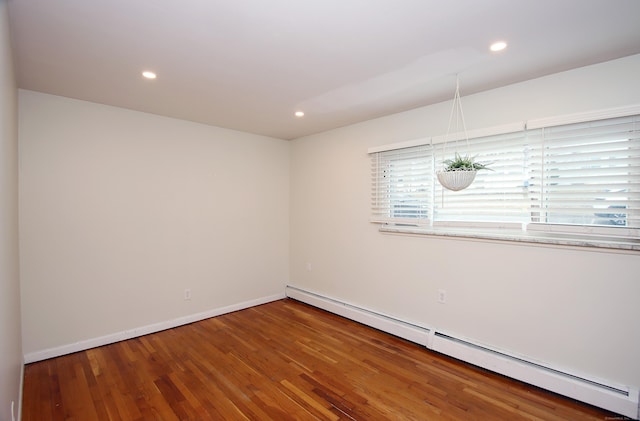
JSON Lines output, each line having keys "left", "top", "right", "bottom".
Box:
{"left": 142, "top": 71, "right": 157, "bottom": 79}
{"left": 489, "top": 41, "right": 507, "bottom": 52}
{"left": 294, "top": 111, "right": 305, "bottom": 118}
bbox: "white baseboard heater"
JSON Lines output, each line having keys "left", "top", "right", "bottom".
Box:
{"left": 285, "top": 285, "right": 640, "bottom": 420}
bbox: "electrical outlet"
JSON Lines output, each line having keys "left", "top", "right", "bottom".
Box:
{"left": 184, "top": 289, "right": 191, "bottom": 300}
{"left": 437, "top": 289, "right": 447, "bottom": 304}
{"left": 306, "top": 262, "right": 312, "bottom": 271}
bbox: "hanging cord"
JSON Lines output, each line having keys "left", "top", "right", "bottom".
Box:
{"left": 442, "top": 75, "right": 471, "bottom": 169}
{"left": 440, "top": 75, "right": 473, "bottom": 204}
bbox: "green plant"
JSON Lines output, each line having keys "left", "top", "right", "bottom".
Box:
{"left": 442, "top": 153, "right": 492, "bottom": 171}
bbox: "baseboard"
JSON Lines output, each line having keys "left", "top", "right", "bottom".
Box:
{"left": 23, "top": 292, "right": 285, "bottom": 364}
{"left": 16, "top": 363, "right": 24, "bottom": 421}
{"left": 285, "top": 285, "right": 640, "bottom": 420}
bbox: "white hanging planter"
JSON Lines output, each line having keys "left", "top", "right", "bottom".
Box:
{"left": 437, "top": 169, "right": 477, "bottom": 191}
{"left": 436, "top": 77, "right": 490, "bottom": 192}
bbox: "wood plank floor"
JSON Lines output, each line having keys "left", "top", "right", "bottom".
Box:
{"left": 23, "top": 299, "right": 620, "bottom": 420}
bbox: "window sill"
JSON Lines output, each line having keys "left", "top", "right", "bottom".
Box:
{"left": 379, "top": 225, "right": 640, "bottom": 252}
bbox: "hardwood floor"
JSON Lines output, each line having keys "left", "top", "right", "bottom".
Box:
{"left": 23, "top": 299, "right": 619, "bottom": 420}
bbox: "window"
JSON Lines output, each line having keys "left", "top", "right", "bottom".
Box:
{"left": 369, "top": 108, "right": 640, "bottom": 247}
{"left": 371, "top": 144, "right": 431, "bottom": 225}
{"left": 433, "top": 128, "right": 531, "bottom": 224}
{"left": 528, "top": 116, "right": 639, "bottom": 229}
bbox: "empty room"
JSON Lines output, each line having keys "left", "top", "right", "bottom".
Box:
{"left": 2, "top": 0, "right": 640, "bottom": 420}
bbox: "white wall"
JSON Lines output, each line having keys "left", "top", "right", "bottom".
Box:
{"left": 0, "top": 0, "right": 22, "bottom": 419}
{"left": 290, "top": 54, "right": 640, "bottom": 387}
{"left": 19, "top": 91, "right": 290, "bottom": 356}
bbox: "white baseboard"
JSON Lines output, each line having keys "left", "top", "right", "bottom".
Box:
{"left": 16, "top": 363, "right": 24, "bottom": 421}
{"left": 23, "top": 292, "right": 285, "bottom": 364}
{"left": 286, "top": 285, "right": 640, "bottom": 420}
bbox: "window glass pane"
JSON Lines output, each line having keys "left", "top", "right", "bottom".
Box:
{"left": 371, "top": 145, "right": 432, "bottom": 224}
{"left": 530, "top": 116, "right": 640, "bottom": 228}
{"left": 434, "top": 130, "right": 534, "bottom": 223}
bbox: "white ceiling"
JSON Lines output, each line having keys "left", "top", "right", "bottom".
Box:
{"left": 7, "top": 0, "right": 640, "bottom": 140}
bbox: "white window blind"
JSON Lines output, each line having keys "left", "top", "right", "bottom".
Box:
{"left": 528, "top": 115, "right": 640, "bottom": 228}
{"left": 370, "top": 144, "right": 432, "bottom": 225}
{"left": 434, "top": 130, "right": 533, "bottom": 224}
{"left": 369, "top": 107, "right": 640, "bottom": 243}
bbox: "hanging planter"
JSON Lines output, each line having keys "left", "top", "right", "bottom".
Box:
{"left": 437, "top": 77, "right": 491, "bottom": 191}
{"left": 437, "top": 169, "right": 477, "bottom": 191}
{"left": 437, "top": 153, "right": 491, "bottom": 191}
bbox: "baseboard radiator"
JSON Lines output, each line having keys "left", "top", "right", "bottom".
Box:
{"left": 285, "top": 285, "right": 640, "bottom": 420}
